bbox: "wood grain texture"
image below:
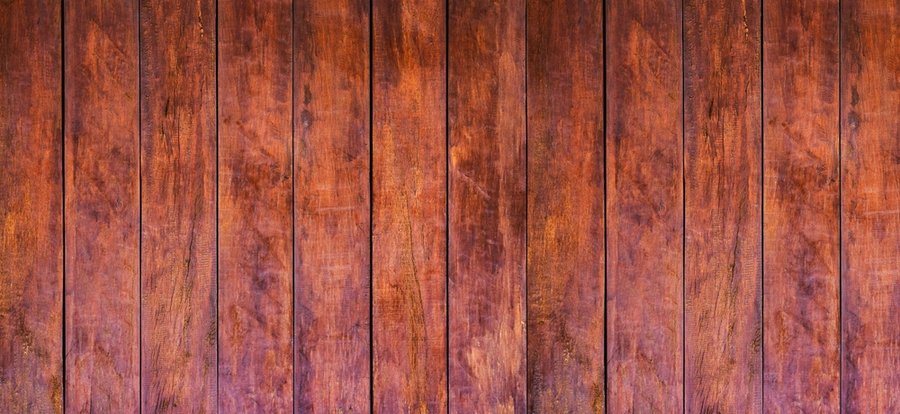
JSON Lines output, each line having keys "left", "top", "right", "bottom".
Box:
{"left": 294, "top": 0, "right": 370, "bottom": 411}
{"left": 526, "top": 0, "right": 604, "bottom": 411}
{"left": 683, "top": 0, "right": 762, "bottom": 411}
{"left": 64, "top": 0, "right": 140, "bottom": 412}
{"left": 606, "top": 0, "right": 683, "bottom": 411}
{"left": 372, "top": 0, "right": 447, "bottom": 411}
{"left": 449, "top": 0, "right": 525, "bottom": 411}
{"left": 841, "top": 0, "right": 900, "bottom": 411}
{"left": 762, "top": 0, "right": 841, "bottom": 411}
{"left": 140, "top": 0, "right": 216, "bottom": 411}
{"left": 0, "top": 0, "right": 62, "bottom": 412}
{"left": 217, "top": 0, "right": 293, "bottom": 411}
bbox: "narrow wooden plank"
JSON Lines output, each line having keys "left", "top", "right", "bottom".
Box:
{"left": 140, "top": 0, "right": 216, "bottom": 411}
{"left": 0, "top": 1, "right": 63, "bottom": 412}
{"left": 372, "top": 0, "right": 447, "bottom": 411}
{"left": 683, "top": 0, "right": 762, "bottom": 411}
{"left": 218, "top": 0, "right": 293, "bottom": 411}
{"left": 294, "top": 0, "right": 370, "bottom": 411}
{"left": 526, "top": 0, "right": 604, "bottom": 411}
{"left": 449, "top": 0, "right": 525, "bottom": 411}
{"left": 606, "top": 0, "right": 683, "bottom": 410}
{"left": 841, "top": 0, "right": 900, "bottom": 411}
{"left": 64, "top": 0, "right": 140, "bottom": 411}
{"left": 762, "top": 0, "right": 840, "bottom": 410}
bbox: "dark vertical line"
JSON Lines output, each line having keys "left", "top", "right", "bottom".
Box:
{"left": 680, "top": 0, "right": 687, "bottom": 410}
{"left": 444, "top": 0, "right": 451, "bottom": 411}
{"left": 837, "top": 0, "right": 843, "bottom": 411}
{"left": 368, "top": 0, "right": 374, "bottom": 411}
{"left": 601, "top": 0, "right": 608, "bottom": 410}
{"left": 523, "top": 0, "right": 529, "bottom": 410}
{"left": 214, "top": 0, "right": 220, "bottom": 410}
{"left": 61, "top": 0, "right": 67, "bottom": 411}
{"left": 137, "top": 0, "right": 143, "bottom": 410}
{"left": 290, "top": 0, "right": 296, "bottom": 412}
{"left": 759, "top": 0, "right": 765, "bottom": 410}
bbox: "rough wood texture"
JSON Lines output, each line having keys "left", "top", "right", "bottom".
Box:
{"left": 140, "top": 0, "right": 216, "bottom": 411}
{"left": 763, "top": 0, "right": 841, "bottom": 411}
{"left": 0, "top": 1, "right": 62, "bottom": 412}
{"left": 606, "top": 0, "right": 684, "bottom": 411}
{"left": 372, "top": 0, "right": 447, "bottom": 411}
{"left": 294, "top": 0, "right": 370, "bottom": 411}
{"left": 526, "top": 0, "right": 604, "bottom": 411}
{"left": 841, "top": 0, "right": 900, "bottom": 411}
{"left": 449, "top": 0, "right": 525, "bottom": 412}
{"left": 683, "top": 0, "right": 762, "bottom": 411}
{"left": 217, "top": 0, "right": 293, "bottom": 411}
{"left": 64, "top": 0, "right": 140, "bottom": 411}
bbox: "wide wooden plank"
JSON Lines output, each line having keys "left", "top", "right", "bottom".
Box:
{"left": 526, "top": 0, "right": 604, "bottom": 411}
{"left": 683, "top": 0, "right": 762, "bottom": 411}
{"left": 606, "top": 0, "right": 683, "bottom": 411}
{"left": 762, "top": 0, "right": 840, "bottom": 410}
{"left": 218, "top": 0, "right": 293, "bottom": 411}
{"left": 140, "top": 0, "right": 216, "bottom": 411}
{"left": 449, "top": 0, "right": 525, "bottom": 411}
{"left": 841, "top": 0, "right": 900, "bottom": 411}
{"left": 0, "top": 1, "right": 62, "bottom": 412}
{"left": 294, "top": 0, "right": 370, "bottom": 411}
{"left": 64, "top": 0, "right": 140, "bottom": 412}
{"left": 372, "top": 0, "right": 447, "bottom": 411}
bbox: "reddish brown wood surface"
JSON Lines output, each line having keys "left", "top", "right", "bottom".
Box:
{"left": 526, "top": 0, "right": 604, "bottom": 411}
{"left": 683, "top": 0, "right": 762, "bottom": 411}
{"left": 372, "top": 0, "right": 447, "bottom": 411}
{"left": 140, "top": 0, "right": 217, "bottom": 411}
{"left": 217, "top": 0, "right": 293, "bottom": 411}
{"left": 763, "top": 0, "right": 841, "bottom": 411}
{"left": 606, "top": 0, "right": 684, "bottom": 411}
{"left": 0, "top": 1, "right": 62, "bottom": 412}
{"left": 449, "top": 0, "right": 525, "bottom": 411}
{"left": 841, "top": 0, "right": 899, "bottom": 411}
{"left": 64, "top": 0, "right": 141, "bottom": 412}
{"left": 294, "top": 0, "right": 371, "bottom": 411}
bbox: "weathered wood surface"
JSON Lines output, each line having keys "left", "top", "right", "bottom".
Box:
{"left": 684, "top": 0, "right": 762, "bottom": 411}
{"left": 763, "top": 0, "right": 841, "bottom": 411}
{"left": 140, "top": 0, "right": 217, "bottom": 411}
{"left": 294, "top": 0, "right": 371, "bottom": 412}
{"left": 0, "top": 0, "right": 62, "bottom": 412}
{"left": 606, "top": 0, "right": 684, "bottom": 411}
{"left": 449, "top": 0, "right": 525, "bottom": 412}
{"left": 217, "top": 0, "right": 293, "bottom": 411}
{"left": 372, "top": 0, "right": 448, "bottom": 411}
{"left": 64, "top": 0, "right": 141, "bottom": 411}
{"left": 841, "top": 0, "right": 900, "bottom": 411}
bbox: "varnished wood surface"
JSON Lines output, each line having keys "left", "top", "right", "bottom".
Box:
{"left": 763, "top": 0, "right": 841, "bottom": 411}
{"left": 64, "top": 0, "right": 141, "bottom": 412}
{"left": 684, "top": 0, "right": 762, "bottom": 412}
{"left": 0, "top": 0, "right": 897, "bottom": 412}
{"left": 841, "top": 0, "right": 899, "bottom": 411}
{"left": 140, "top": 0, "right": 217, "bottom": 411}
{"left": 0, "top": 1, "right": 62, "bottom": 412}
{"left": 449, "top": 0, "right": 525, "bottom": 412}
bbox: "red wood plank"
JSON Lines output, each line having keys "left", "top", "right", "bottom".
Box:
{"left": 526, "top": 0, "right": 604, "bottom": 411}
{"left": 139, "top": 0, "right": 216, "bottom": 411}
{"left": 763, "top": 0, "right": 840, "bottom": 410}
{"left": 372, "top": 0, "right": 447, "bottom": 411}
{"left": 294, "top": 0, "right": 370, "bottom": 411}
{"left": 449, "top": 0, "right": 525, "bottom": 411}
{"left": 64, "top": 0, "right": 140, "bottom": 411}
{"left": 683, "top": 0, "right": 762, "bottom": 411}
{"left": 606, "top": 0, "right": 684, "bottom": 411}
{"left": 217, "top": 0, "right": 293, "bottom": 411}
{"left": 0, "top": 1, "right": 62, "bottom": 412}
{"left": 841, "top": 0, "right": 900, "bottom": 411}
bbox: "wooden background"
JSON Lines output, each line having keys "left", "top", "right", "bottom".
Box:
{"left": 0, "top": 0, "right": 897, "bottom": 412}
